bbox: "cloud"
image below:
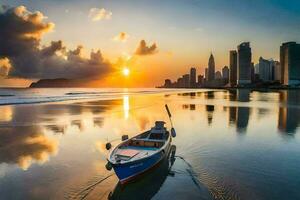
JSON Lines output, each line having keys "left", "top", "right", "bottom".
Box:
{"left": 113, "top": 32, "right": 129, "bottom": 42}
{"left": 0, "top": 5, "right": 112, "bottom": 80}
{"left": 135, "top": 40, "right": 158, "bottom": 56}
{"left": 89, "top": 8, "right": 112, "bottom": 21}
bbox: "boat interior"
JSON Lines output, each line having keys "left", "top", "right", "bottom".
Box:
{"left": 111, "top": 121, "right": 170, "bottom": 162}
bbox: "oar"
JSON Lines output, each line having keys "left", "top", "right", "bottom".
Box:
{"left": 165, "top": 104, "right": 176, "bottom": 137}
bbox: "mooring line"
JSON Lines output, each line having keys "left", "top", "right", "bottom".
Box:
{"left": 74, "top": 173, "right": 114, "bottom": 200}
{"left": 174, "top": 155, "right": 205, "bottom": 191}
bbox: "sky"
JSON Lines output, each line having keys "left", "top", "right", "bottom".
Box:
{"left": 0, "top": 0, "right": 300, "bottom": 87}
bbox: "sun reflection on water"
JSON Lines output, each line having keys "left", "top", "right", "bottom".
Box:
{"left": 123, "top": 95, "right": 130, "bottom": 119}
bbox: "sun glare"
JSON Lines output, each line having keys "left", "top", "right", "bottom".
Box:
{"left": 122, "top": 67, "right": 130, "bottom": 76}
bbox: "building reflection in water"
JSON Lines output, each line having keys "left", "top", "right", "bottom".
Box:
{"left": 228, "top": 89, "right": 237, "bottom": 101}
{"left": 206, "top": 105, "right": 214, "bottom": 125}
{"left": 190, "top": 104, "right": 196, "bottom": 110}
{"left": 278, "top": 90, "right": 300, "bottom": 135}
{"left": 182, "top": 104, "right": 189, "bottom": 110}
{"left": 227, "top": 89, "right": 250, "bottom": 133}
{"left": 204, "top": 91, "right": 215, "bottom": 99}
{"left": 228, "top": 106, "right": 237, "bottom": 126}
{"left": 236, "top": 90, "right": 250, "bottom": 133}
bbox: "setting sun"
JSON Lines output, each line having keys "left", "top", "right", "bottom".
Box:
{"left": 122, "top": 67, "right": 130, "bottom": 76}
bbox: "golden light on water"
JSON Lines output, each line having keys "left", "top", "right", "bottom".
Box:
{"left": 123, "top": 95, "right": 130, "bottom": 119}
{"left": 122, "top": 67, "right": 130, "bottom": 76}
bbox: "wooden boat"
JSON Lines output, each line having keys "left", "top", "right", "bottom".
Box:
{"left": 108, "top": 145, "right": 177, "bottom": 200}
{"left": 107, "top": 105, "right": 176, "bottom": 184}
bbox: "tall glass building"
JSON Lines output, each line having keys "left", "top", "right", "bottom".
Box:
{"left": 237, "top": 42, "right": 252, "bottom": 85}
{"left": 280, "top": 42, "right": 300, "bottom": 85}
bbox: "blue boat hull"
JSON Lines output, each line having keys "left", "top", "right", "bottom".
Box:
{"left": 112, "top": 145, "right": 170, "bottom": 183}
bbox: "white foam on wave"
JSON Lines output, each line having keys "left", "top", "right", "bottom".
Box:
{"left": 0, "top": 88, "right": 182, "bottom": 105}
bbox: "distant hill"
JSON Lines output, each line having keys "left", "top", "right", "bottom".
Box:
{"left": 29, "top": 78, "right": 84, "bottom": 88}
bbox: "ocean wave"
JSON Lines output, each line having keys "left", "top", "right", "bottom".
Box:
{"left": 0, "top": 88, "right": 192, "bottom": 105}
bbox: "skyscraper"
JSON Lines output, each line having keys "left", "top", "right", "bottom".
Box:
{"left": 190, "top": 67, "right": 196, "bottom": 88}
{"left": 164, "top": 79, "right": 172, "bottom": 87}
{"left": 280, "top": 42, "right": 300, "bottom": 85}
{"left": 229, "top": 50, "right": 237, "bottom": 86}
{"left": 197, "top": 75, "right": 204, "bottom": 86}
{"left": 215, "top": 71, "right": 222, "bottom": 79}
{"left": 182, "top": 74, "right": 190, "bottom": 88}
{"left": 205, "top": 68, "right": 208, "bottom": 80}
{"left": 273, "top": 61, "right": 281, "bottom": 81}
{"left": 208, "top": 53, "right": 215, "bottom": 81}
{"left": 237, "top": 42, "right": 252, "bottom": 85}
{"left": 258, "top": 57, "right": 272, "bottom": 82}
{"left": 222, "top": 66, "right": 229, "bottom": 82}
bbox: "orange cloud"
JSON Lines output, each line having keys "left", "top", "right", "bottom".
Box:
{"left": 0, "top": 6, "right": 113, "bottom": 79}
{"left": 13, "top": 6, "right": 54, "bottom": 39}
{"left": 113, "top": 32, "right": 129, "bottom": 42}
{"left": 135, "top": 40, "right": 158, "bottom": 56}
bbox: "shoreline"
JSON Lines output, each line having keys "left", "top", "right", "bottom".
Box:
{"left": 158, "top": 86, "right": 300, "bottom": 90}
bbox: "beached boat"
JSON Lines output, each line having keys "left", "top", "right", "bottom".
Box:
{"left": 107, "top": 105, "right": 176, "bottom": 184}
{"left": 108, "top": 145, "right": 177, "bottom": 200}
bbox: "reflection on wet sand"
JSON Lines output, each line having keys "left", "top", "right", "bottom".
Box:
{"left": 0, "top": 126, "right": 58, "bottom": 170}
{"left": 1, "top": 89, "right": 300, "bottom": 200}
{"left": 123, "top": 95, "right": 130, "bottom": 119}
{"left": 0, "top": 99, "right": 122, "bottom": 171}
{"left": 177, "top": 89, "right": 300, "bottom": 136}
{"left": 0, "top": 106, "right": 12, "bottom": 122}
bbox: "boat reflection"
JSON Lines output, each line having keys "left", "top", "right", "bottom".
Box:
{"left": 108, "top": 145, "right": 176, "bottom": 200}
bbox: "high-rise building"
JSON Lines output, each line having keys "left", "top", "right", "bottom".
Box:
{"left": 280, "top": 42, "right": 300, "bottom": 85}
{"left": 197, "top": 75, "right": 204, "bottom": 86}
{"left": 177, "top": 77, "right": 184, "bottom": 88}
{"left": 237, "top": 42, "right": 252, "bottom": 85}
{"left": 215, "top": 71, "right": 222, "bottom": 79}
{"left": 251, "top": 62, "right": 255, "bottom": 83}
{"left": 273, "top": 61, "right": 281, "bottom": 81}
{"left": 182, "top": 74, "right": 190, "bottom": 88}
{"left": 222, "top": 66, "right": 229, "bottom": 82}
{"left": 251, "top": 62, "right": 256, "bottom": 83}
{"left": 190, "top": 67, "right": 196, "bottom": 88}
{"left": 205, "top": 68, "right": 208, "bottom": 80}
{"left": 164, "top": 79, "right": 172, "bottom": 87}
{"left": 254, "top": 63, "right": 259, "bottom": 74}
{"left": 208, "top": 53, "right": 215, "bottom": 81}
{"left": 258, "top": 57, "right": 273, "bottom": 82}
{"left": 229, "top": 50, "right": 237, "bottom": 86}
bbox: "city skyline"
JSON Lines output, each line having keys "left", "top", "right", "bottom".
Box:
{"left": 162, "top": 40, "right": 300, "bottom": 88}
{"left": 1, "top": 1, "right": 300, "bottom": 87}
